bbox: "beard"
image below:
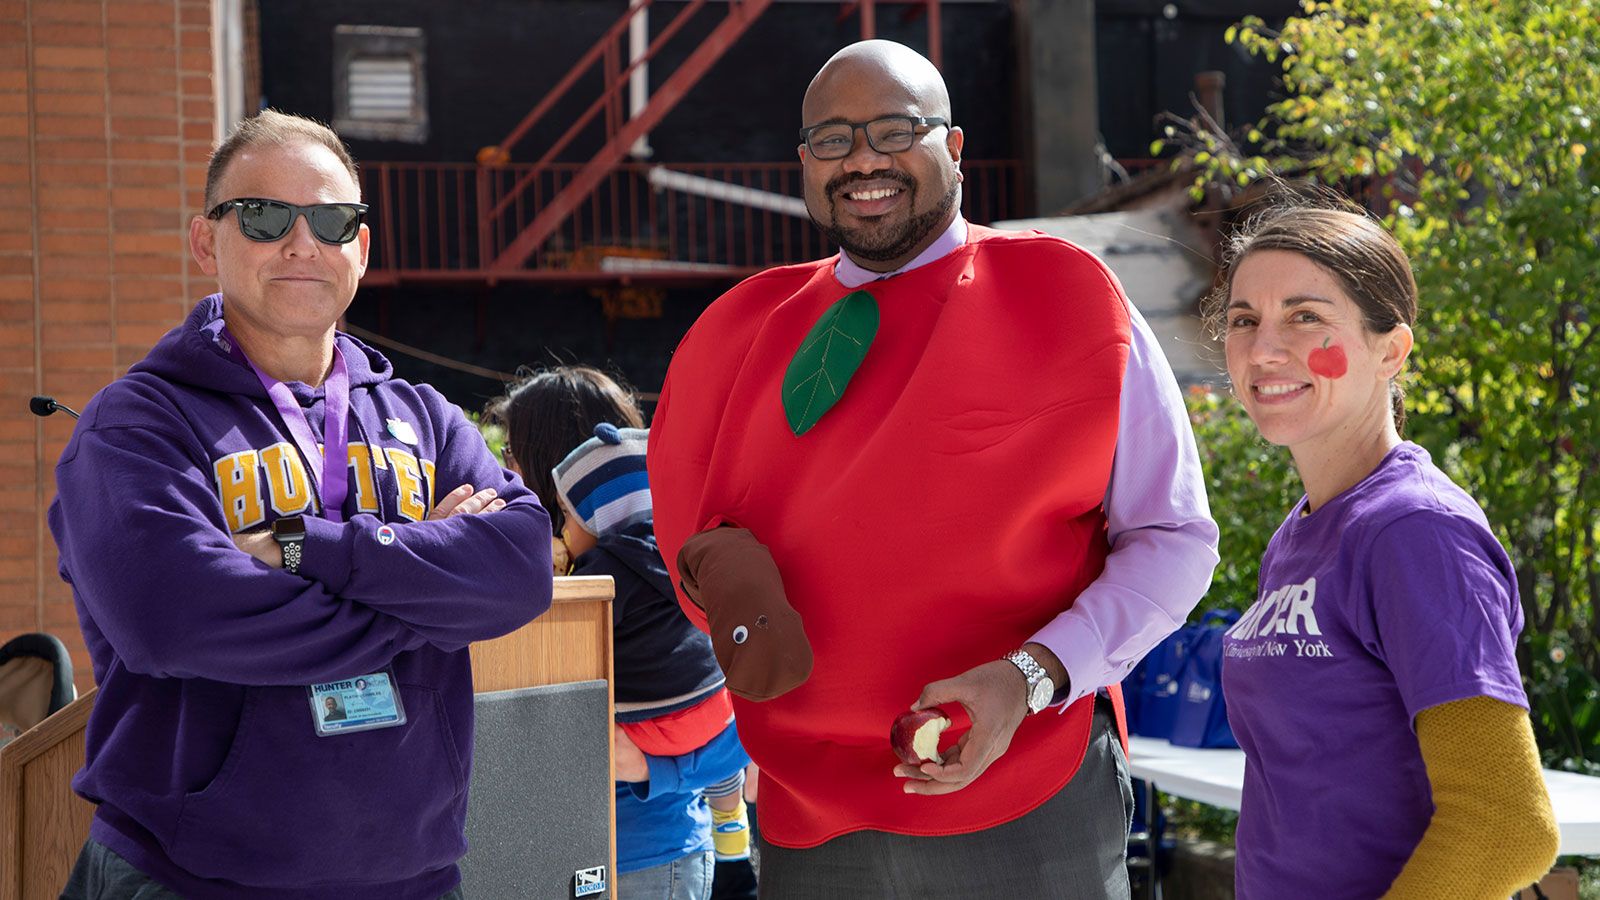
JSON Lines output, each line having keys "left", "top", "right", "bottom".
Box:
{"left": 816, "top": 172, "right": 960, "bottom": 264}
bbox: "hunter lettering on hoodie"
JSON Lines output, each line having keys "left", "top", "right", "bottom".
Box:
{"left": 48, "top": 295, "right": 554, "bottom": 900}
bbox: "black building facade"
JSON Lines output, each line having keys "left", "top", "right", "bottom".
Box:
{"left": 255, "top": 0, "right": 1296, "bottom": 407}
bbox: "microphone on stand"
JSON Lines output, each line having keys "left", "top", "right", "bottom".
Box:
{"left": 29, "top": 396, "right": 80, "bottom": 420}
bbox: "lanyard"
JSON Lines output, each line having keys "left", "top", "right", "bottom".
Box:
{"left": 221, "top": 324, "right": 350, "bottom": 523}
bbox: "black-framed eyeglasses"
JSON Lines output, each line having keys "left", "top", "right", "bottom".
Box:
{"left": 206, "top": 198, "right": 369, "bottom": 245}
{"left": 799, "top": 116, "right": 949, "bottom": 160}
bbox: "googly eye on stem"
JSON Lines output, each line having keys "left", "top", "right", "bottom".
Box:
{"left": 732, "top": 625, "right": 749, "bottom": 644}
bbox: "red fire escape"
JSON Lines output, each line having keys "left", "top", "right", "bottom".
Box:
{"left": 359, "top": 0, "right": 1022, "bottom": 288}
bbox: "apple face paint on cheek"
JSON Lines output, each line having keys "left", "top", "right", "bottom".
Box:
{"left": 1307, "top": 338, "right": 1349, "bottom": 379}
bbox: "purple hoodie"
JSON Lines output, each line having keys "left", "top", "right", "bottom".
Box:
{"left": 47, "top": 295, "right": 553, "bottom": 899}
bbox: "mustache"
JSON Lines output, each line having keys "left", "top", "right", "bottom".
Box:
{"left": 825, "top": 170, "right": 915, "bottom": 195}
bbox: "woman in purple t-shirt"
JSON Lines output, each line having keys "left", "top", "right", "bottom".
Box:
{"left": 1213, "top": 204, "right": 1558, "bottom": 899}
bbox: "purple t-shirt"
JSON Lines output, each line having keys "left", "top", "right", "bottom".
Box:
{"left": 1222, "top": 442, "right": 1526, "bottom": 899}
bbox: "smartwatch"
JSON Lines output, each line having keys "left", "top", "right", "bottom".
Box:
{"left": 271, "top": 515, "right": 306, "bottom": 575}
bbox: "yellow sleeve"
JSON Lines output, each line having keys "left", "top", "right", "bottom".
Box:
{"left": 1380, "top": 695, "right": 1560, "bottom": 900}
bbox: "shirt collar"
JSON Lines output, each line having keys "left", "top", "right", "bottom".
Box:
{"left": 833, "top": 214, "right": 968, "bottom": 288}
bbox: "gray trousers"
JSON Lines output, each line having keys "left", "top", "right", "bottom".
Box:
{"left": 757, "top": 699, "right": 1134, "bottom": 900}
{"left": 60, "top": 839, "right": 468, "bottom": 900}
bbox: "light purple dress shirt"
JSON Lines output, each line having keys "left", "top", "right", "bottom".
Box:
{"left": 835, "top": 215, "right": 1220, "bottom": 707}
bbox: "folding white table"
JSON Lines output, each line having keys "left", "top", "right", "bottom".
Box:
{"left": 1127, "top": 735, "right": 1600, "bottom": 855}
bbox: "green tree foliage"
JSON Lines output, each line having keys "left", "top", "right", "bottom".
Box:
{"left": 1186, "top": 388, "right": 1304, "bottom": 611}
{"left": 1174, "top": 0, "right": 1599, "bottom": 770}
{"left": 467, "top": 410, "right": 508, "bottom": 465}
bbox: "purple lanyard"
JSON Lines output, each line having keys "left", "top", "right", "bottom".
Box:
{"left": 221, "top": 325, "right": 350, "bottom": 523}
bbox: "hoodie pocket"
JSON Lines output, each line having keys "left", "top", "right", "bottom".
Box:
{"left": 169, "top": 681, "right": 468, "bottom": 887}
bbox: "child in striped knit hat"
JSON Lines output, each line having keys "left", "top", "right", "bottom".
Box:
{"left": 492, "top": 367, "right": 755, "bottom": 899}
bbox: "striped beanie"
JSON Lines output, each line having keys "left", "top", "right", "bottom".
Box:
{"left": 552, "top": 423, "right": 652, "bottom": 536}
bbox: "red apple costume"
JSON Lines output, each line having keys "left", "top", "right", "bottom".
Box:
{"left": 650, "top": 226, "right": 1134, "bottom": 847}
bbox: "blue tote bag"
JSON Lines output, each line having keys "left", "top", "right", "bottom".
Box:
{"left": 1167, "top": 609, "right": 1241, "bottom": 749}
{"left": 1125, "top": 623, "right": 1193, "bottom": 739}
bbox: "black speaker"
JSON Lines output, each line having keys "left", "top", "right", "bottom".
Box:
{"left": 461, "top": 680, "right": 613, "bottom": 899}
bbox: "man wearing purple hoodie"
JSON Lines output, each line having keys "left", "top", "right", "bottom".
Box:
{"left": 48, "top": 110, "right": 554, "bottom": 899}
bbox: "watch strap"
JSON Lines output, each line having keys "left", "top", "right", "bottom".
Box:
{"left": 1005, "top": 649, "right": 1053, "bottom": 714}
{"left": 279, "top": 539, "right": 303, "bottom": 575}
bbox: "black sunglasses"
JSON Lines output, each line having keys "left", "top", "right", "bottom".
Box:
{"left": 207, "top": 198, "right": 369, "bottom": 245}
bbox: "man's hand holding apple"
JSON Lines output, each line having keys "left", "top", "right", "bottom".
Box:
{"left": 893, "top": 643, "right": 1068, "bottom": 795}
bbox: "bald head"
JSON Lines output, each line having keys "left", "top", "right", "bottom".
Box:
{"left": 802, "top": 40, "right": 951, "bottom": 126}
{"left": 797, "top": 40, "right": 963, "bottom": 272}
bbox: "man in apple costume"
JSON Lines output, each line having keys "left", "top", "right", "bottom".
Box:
{"left": 649, "top": 40, "right": 1219, "bottom": 897}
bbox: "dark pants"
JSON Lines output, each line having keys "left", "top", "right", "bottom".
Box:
{"left": 60, "top": 839, "right": 468, "bottom": 900}
{"left": 756, "top": 699, "right": 1134, "bottom": 899}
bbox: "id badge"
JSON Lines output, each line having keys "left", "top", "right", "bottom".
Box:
{"left": 308, "top": 670, "right": 407, "bottom": 737}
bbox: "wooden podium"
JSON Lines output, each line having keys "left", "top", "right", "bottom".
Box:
{"left": 0, "top": 576, "right": 616, "bottom": 900}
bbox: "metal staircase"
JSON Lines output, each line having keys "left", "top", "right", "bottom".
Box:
{"left": 356, "top": 0, "right": 1007, "bottom": 286}
{"left": 481, "top": 0, "right": 775, "bottom": 275}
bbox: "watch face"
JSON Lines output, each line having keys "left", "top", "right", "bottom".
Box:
{"left": 1030, "top": 678, "right": 1054, "bottom": 711}
{"left": 272, "top": 517, "right": 306, "bottom": 540}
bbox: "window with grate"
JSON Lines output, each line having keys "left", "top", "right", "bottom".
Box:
{"left": 333, "top": 25, "right": 428, "bottom": 143}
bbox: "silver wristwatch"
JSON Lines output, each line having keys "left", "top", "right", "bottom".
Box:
{"left": 1005, "top": 649, "right": 1056, "bottom": 715}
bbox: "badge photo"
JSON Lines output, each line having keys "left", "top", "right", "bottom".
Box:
{"left": 309, "top": 669, "right": 407, "bottom": 737}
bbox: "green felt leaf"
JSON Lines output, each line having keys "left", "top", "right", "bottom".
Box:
{"left": 782, "top": 290, "right": 879, "bottom": 436}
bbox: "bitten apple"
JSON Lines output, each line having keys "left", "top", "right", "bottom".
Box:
{"left": 890, "top": 709, "right": 951, "bottom": 766}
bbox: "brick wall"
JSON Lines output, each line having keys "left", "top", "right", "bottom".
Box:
{"left": 2, "top": 0, "right": 216, "bottom": 692}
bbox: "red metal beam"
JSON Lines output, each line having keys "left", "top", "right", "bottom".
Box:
{"left": 844, "top": 1, "right": 937, "bottom": 66}
{"left": 495, "top": 0, "right": 655, "bottom": 156}
{"left": 834, "top": 0, "right": 876, "bottom": 36}
{"left": 362, "top": 268, "right": 758, "bottom": 288}
{"left": 363, "top": 159, "right": 1017, "bottom": 279}
{"left": 486, "top": 0, "right": 710, "bottom": 222}
{"left": 490, "top": 0, "right": 775, "bottom": 274}
{"left": 530, "top": 0, "right": 708, "bottom": 171}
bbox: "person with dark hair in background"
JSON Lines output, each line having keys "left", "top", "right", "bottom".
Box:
{"left": 488, "top": 366, "right": 756, "bottom": 900}
{"left": 1213, "top": 203, "right": 1558, "bottom": 899}
{"left": 50, "top": 110, "right": 553, "bottom": 900}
